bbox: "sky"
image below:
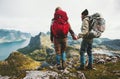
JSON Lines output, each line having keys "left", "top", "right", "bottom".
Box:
{"left": 0, "top": 0, "right": 120, "bottom": 39}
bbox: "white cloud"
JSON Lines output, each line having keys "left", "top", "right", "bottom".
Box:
{"left": 0, "top": 0, "right": 120, "bottom": 39}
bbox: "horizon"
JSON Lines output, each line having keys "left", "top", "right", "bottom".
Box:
{"left": 0, "top": 0, "right": 120, "bottom": 39}
{"left": 0, "top": 28, "right": 119, "bottom": 40}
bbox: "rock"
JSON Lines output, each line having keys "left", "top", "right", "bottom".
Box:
{"left": 111, "top": 56, "right": 118, "bottom": 63}
{"left": 67, "top": 61, "right": 73, "bottom": 68}
{"left": 58, "top": 74, "right": 62, "bottom": 78}
{"left": 111, "top": 56, "right": 117, "bottom": 59}
{"left": 105, "top": 57, "right": 111, "bottom": 62}
{"left": 24, "top": 70, "right": 58, "bottom": 79}
{"left": 112, "top": 70, "right": 120, "bottom": 76}
{"left": 47, "top": 71, "right": 58, "bottom": 78}
{"left": 69, "top": 73, "right": 76, "bottom": 78}
{"left": 97, "top": 59, "right": 105, "bottom": 64}
{"left": 62, "top": 68, "right": 70, "bottom": 74}
{"left": 41, "top": 61, "right": 50, "bottom": 68}
{"left": 49, "top": 66, "right": 54, "bottom": 69}
{"left": 77, "top": 71, "right": 86, "bottom": 79}
{"left": 0, "top": 75, "right": 9, "bottom": 79}
{"left": 111, "top": 60, "right": 117, "bottom": 63}
{"left": 68, "top": 65, "right": 73, "bottom": 68}
{"left": 115, "top": 55, "right": 120, "bottom": 59}
{"left": 94, "top": 58, "right": 100, "bottom": 63}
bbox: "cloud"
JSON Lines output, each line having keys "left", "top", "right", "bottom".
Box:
{"left": 0, "top": 0, "right": 53, "bottom": 18}
{"left": 0, "top": 0, "right": 120, "bottom": 39}
{"left": 114, "top": 0, "right": 120, "bottom": 10}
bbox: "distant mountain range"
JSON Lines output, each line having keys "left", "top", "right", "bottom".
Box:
{"left": 101, "top": 39, "right": 120, "bottom": 50}
{"left": 0, "top": 29, "right": 31, "bottom": 43}
{"left": 0, "top": 28, "right": 119, "bottom": 50}
{"left": 61, "top": 33, "right": 120, "bottom": 50}
{"left": 18, "top": 32, "right": 120, "bottom": 56}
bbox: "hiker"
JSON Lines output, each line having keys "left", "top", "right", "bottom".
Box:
{"left": 77, "top": 9, "right": 105, "bottom": 70}
{"left": 77, "top": 9, "right": 94, "bottom": 70}
{"left": 50, "top": 7, "right": 77, "bottom": 70}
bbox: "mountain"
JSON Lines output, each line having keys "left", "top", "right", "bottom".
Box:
{"left": 92, "top": 38, "right": 111, "bottom": 47}
{"left": 17, "top": 32, "right": 54, "bottom": 60}
{"left": 0, "top": 51, "right": 40, "bottom": 77}
{"left": 0, "top": 29, "right": 31, "bottom": 43}
{"left": 101, "top": 39, "right": 120, "bottom": 50}
{"left": 18, "top": 32, "right": 53, "bottom": 53}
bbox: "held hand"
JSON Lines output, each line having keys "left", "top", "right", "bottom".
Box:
{"left": 77, "top": 33, "right": 83, "bottom": 39}
{"left": 73, "top": 35, "right": 78, "bottom": 40}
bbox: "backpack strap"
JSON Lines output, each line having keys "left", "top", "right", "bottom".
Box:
{"left": 82, "top": 16, "right": 92, "bottom": 39}
{"left": 87, "top": 16, "right": 93, "bottom": 32}
{"left": 83, "top": 16, "right": 94, "bottom": 39}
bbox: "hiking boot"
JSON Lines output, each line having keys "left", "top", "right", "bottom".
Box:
{"left": 56, "top": 64, "right": 62, "bottom": 70}
{"left": 62, "top": 60, "right": 66, "bottom": 70}
{"left": 76, "top": 65, "right": 85, "bottom": 70}
{"left": 86, "top": 64, "right": 93, "bottom": 70}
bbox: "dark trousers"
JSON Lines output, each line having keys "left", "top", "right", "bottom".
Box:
{"left": 80, "top": 39, "right": 93, "bottom": 66}
{"left": 54, "top": 38, "right": 67, "bottom": 64}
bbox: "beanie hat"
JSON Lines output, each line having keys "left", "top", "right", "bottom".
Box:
{"left": 81, "top": 9, "right": 88, "bottom": 16}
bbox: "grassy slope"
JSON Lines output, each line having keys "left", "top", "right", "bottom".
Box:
{"left": 82, "top": 62, "right": 120, "bottom": 79}
{"left": 0, "top": 52, "right": 40, "bottom": 78}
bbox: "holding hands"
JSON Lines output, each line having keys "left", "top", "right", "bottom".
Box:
{"left": 72, "top": 33, "right": 83, "bottom": 40}
{"left": 72, "top": 35, "right": 78, "bottom": 40}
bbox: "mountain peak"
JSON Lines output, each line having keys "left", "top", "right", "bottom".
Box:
{"left": 18, "top": 32, "right": 52, "bottom": 54}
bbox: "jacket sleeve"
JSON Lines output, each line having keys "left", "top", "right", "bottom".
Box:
{"left": 68, "top": 22, "right": 76, "bottom": 38}
{"left": 78, "top": 18, "right": 89, "bottom": 38}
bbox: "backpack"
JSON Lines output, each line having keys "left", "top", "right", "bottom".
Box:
{"left": 86, "top": 13, "right": 105, "bottom": 39}
{"left": 51, "top": 21, "right": 70, "bottom": 38}
{"left": 51, "top": 10, "right": 70, "bottom": 38}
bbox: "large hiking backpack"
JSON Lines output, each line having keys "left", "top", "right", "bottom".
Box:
{"left": 86, "top": 13, "right": 105, "bottom": 38}
{"left": 51, "top": 10, "right": 70, "bottom": 38}
{"left": 51, "top": 21, "right": 70, "bottom": 38}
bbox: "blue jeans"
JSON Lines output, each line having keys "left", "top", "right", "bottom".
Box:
{"left": 80, "top": 39, "right": 93, "bottom": 66}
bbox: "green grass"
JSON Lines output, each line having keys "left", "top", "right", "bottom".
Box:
{"left": 28, "top": 49, "right": 47, "bottom": 61}
{"left": 0, "top": 52, "right": 40, "bottom": 77}
{"left": 76, "top": 62, "right": 120, "bottom": 79}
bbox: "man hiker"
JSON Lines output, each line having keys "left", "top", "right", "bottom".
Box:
{"left": 50, "top": 7, "right": 77, "bottom": 70}
{"left": 77, "top": 9, "right": 94, "bottom": 70}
